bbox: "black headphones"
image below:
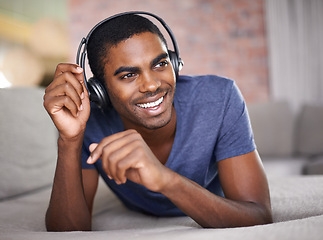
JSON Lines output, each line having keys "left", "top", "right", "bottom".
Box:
{"left": 76, "top": 11, "right": 183, "bottom": 111}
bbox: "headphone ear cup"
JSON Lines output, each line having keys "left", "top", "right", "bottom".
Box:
{"left": 168, "top": 50, "right": 183, "bottom": 77}
{"left": 168, "top": 50, "right": 179, "bottom": 76}
{"left": 87, "top": 77, "right": 111, "bottom": 111}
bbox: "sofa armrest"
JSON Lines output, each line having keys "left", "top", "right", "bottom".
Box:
{"left": 0, "top": 87, "right": 57, "bottom": 200}
{"left": 303, "top": 155, "right": 323, "bottom": 175}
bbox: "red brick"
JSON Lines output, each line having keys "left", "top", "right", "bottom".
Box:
{"left": 68, "top": 0, "right": 269, "bottom": 103}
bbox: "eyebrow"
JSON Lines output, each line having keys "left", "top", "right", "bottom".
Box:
{"left": 113, "top": 52, "right": 169, "bottom": 76}
{"left": 113, "top": 66, "right": 139, "bottom": 76}
{"left": 151, "top": 52, "right": 169, "bottom": 68}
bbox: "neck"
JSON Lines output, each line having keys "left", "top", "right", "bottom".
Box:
{"left": 123, "top": 106, "right": 177, "bottom": 148}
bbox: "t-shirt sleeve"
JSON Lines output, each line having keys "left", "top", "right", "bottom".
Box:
{"left": 214, "top": 81, "right": 256, "bottom": 161}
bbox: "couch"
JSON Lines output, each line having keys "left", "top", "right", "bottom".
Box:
{"left": 247, "top": 101, "right": 323, "bottom": 176}
{"left": 1, "top": 87, "right": 323, "bottom": 240}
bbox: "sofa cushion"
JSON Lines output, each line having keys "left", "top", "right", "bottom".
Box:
{"left": 247, "top": 101, "right": 295, "bottom": 157}
{"left": 261, "top": 157, "right": 308, "bottom": 177}
{"left": 2, "top": 176, "right": 323, "bottom": 239}
{"left": 296, "top": 104, "right": 323, "bottom": 156}
{"left": 303, "top": 155, "right": 323, "bottom": 175}
{"left": 0, "top": 87, "right": 56, "bottom": 200}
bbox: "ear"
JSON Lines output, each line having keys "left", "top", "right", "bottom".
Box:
{"left": 87, "top": 77, "right": 112, "bottom": 111}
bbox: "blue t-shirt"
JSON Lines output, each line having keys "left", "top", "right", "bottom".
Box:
{"left": 81, "top": 75, "right": 256, "bottom": 216}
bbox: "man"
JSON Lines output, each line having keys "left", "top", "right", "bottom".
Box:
{"left": 43, "top": 13, "right": 272, "bottom": 231}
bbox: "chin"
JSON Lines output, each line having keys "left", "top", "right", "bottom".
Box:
{"left": 144, "top": 118, "right": 172, "bottom": 130}
{"left": 141, "top": 109, "right": 173, "bottom": 130}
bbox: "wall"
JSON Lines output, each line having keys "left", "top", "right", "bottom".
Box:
{"left": 68, "top": 0, "right": 269, "bottom": 103}
{"left": 0, "top": 0, "right": 68, "bottom": 87}
{"left": 266, "top": 0, "right": 323, "bottom": 110}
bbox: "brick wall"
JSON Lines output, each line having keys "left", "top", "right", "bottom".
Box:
{"left": 68, "top": 0, "right": 269, "bottom": 103}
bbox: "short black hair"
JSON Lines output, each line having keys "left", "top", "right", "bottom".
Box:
{"left": 87, "top": 14, "right": 167, "bottom": 83}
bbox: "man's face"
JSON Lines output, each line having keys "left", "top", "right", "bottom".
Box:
{"left": 103, "top": 32, "right": 176, "bottom": 130}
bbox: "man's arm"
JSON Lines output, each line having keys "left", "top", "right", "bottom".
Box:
{"left": 88, "top": 131, "right": 272, "bottom": 228}
{"left": 160, "top": 150, "right": 273, "bottom": 228}
{"left": 44, "top": 63, "right": 97, "bottom": 231}
{"left": 45, "top": 137, "right": 98, "bottom": 231}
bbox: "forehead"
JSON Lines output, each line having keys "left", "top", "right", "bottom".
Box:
{"left": 106, "top": 32, "right": 168, "bottom": 65}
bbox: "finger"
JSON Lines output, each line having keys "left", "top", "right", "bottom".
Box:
{"left": 46, "top": 64, "right": 84, "bottom": 97}
{"left": 88, "top": 130, "right": 141, "bottom": 182}
{"left": 46, "top": 71, "right": 84, "bottom": 97}
{"left": 79, "top": 74, "right": 89, "bottom": 100}
{"left": 56, "top": 96, "right": 79, "bottom": 118}
{"left": 100, "top": 132, "right": 141, "bottom": 181}
{"left": 87, "top": 143, "right": 99, "bottom": 164}
{"left": 107, "top": 139, "right": 142, "bottom": 184}
{"left": 54, "top": 63, "right": 83, "bottom": 79}
{"left": 47, "top": 80, "right": 84, "bottom": 112}
{"left": 88, "top": 130, "right": 139, "bottom": 163}
{"left": 114, "top": 154, "right": 137, "bottom": 184}
{"left": 45, "top": 94, "right": 79, "bottom": 118}
{"left": 89, "top": 143, "right": 98, "bottom": 153}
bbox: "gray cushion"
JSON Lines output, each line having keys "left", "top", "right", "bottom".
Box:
{"left": 247, "top": 101, "right": 295, "bottom": 157}
{"left": 261, "top": 157, "right": 308, "bottom": 177}
{"left": 296, "top": 105, "right": 323, "bottom": 156}
{"left": 303, "top": 155, "right": 323, "bottom": 175}
{"left": 0, "top": 87, "right": 57, "bottom": 200}
{"left": 1, "top": 176, "right": 323, "bottom": 239}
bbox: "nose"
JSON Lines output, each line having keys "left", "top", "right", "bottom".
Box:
{"left": 139, "top": 72, "right": 161, "bottom": 93}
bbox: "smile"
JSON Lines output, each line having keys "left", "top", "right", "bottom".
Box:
{"left": 136, "top": 96, "right": 164, "bottom": 109}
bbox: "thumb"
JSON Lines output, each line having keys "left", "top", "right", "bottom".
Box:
{"left": 89, "top": 143, "right": 98, "bottom": 153}
{"left": 87, "top": 143, "right": 98, "bottom": 164}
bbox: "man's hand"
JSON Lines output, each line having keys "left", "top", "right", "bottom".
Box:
{"left": 87, "top": 129, "right": 173, "bottom": 192}
{"left": 43, "top": 63, "right": 90, "bottom": 140}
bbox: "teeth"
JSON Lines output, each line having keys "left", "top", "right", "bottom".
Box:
{"left": 137, "top": 96, "right": 164, "bottom": 109}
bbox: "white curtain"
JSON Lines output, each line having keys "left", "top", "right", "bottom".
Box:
{"left": 265, "top": 0, "right": 323, "bottom": 110}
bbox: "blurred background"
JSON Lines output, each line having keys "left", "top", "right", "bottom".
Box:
{"left": 0, "top": 0, "right": 67, "bottom": 88}
{"left": 1, "top": 0, "right": 322, "bottom": 109}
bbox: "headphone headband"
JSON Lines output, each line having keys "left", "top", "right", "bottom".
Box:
{"left": 85, "top": 11, "right": 180, "bottom": 55}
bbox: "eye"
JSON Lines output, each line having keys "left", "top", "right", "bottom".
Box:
{"left": 120, "top": 73, "right": 136, "bottom": 80}
{"left": 154, "top": 60, "right": 168, "bottom": 69}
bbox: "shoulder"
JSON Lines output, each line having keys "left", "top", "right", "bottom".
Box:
{"left": 177, "top": 74, "right": 235, "bottom": 91}
{"left": 175, "top": 75, "right": 239, "bottom": 105}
